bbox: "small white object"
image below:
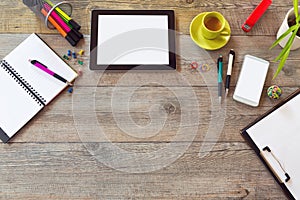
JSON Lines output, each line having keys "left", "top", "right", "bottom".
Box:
{"left": 233, "top": 55, "right": 269, "bottom": 107}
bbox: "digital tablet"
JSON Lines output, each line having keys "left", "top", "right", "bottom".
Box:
{"left": 89, "top": 10, "right": 176, "bottom": 70}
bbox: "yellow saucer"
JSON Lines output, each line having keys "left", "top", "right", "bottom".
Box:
{"left": 190, "top": 12, "right": 231, "bottom": 50}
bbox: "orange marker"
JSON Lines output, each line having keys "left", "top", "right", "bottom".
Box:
{"left": 41, "top": 8, "right": 77, "bottom": 46}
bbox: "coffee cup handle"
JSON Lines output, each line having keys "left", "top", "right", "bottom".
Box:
{"left": 220, "top": 28, "right": 231, "bottom": 36}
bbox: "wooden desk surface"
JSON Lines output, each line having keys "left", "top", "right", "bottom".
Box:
{"left": 0, "top": 0, "right": 298, "bottom": 199}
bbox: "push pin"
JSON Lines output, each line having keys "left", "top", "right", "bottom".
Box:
{"left": 72, "top": 52, "right": 77, "bottom": 59}
{"left": 78, "top": 60, "right": 84, "bottom": 65}
{"left": 78, "top": 49, "right": 84, "bottom": 56}
{"left": 67, "top": 50, "right": 72, "bottom": 56}
{"left": 63, "top": 55, "right": 69, "bottom": 60}
{"left": 68, "top": 87, "right": 74, "bottom": 93}
{"left": 77, "top": 68, "right": 83, "bottom": 76}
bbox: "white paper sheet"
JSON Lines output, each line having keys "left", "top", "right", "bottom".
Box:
{"left": 247, "top": 93, "right": 300, "bottom": 198}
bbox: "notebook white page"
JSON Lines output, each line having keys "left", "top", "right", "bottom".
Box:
{"left": 4, "top": 33, "right": 78, "bottom": 105}
{"left": 0, "top": 64, "right": 43, "bottom": 137}
{"left": 246, "top": 93, "right": 300, "bottom": 199}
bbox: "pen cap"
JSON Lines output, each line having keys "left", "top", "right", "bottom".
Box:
{"left": 23, "top": 0, "right": 73, "bottom": 30}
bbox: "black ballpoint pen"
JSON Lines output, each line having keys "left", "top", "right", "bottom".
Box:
{"left": 225, "top": 49, "right": 235, "bottom": 96}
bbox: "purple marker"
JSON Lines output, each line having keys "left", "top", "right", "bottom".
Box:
{"left": 29, "top": 59, "right": 72, "bottom": 86}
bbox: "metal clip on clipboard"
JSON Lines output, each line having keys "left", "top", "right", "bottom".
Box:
{"left": 260, "top": 146, "right": 291, "bottom": 183}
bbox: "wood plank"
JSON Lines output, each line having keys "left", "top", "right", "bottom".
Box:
{"left": 0, "top": 34, "right": 299, "bottom": 88}
{"left": 0, "top": 0, "right": 296, "bottom": 197}
{"left": 0, "top": 34, "right": 297, "bottom": 143}
{"left": 0, "top": 142, "right": 288, "bottom": 199}
{"left": 8, "top": 86, "right": 298, "bottom": 143}
{"left": 0, "top": 0, "right": 293, "bottom": 36}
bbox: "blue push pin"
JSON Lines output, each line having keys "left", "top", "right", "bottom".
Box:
{"left": 67, "top": 50, "right": 72, "bottom": 56}
{"left": 72, "top": 52, "right": 77, "bottom": 59}
{"left": 68, "top": 87, "right": 73, "bottom": 93}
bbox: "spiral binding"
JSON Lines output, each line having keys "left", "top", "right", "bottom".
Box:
{"left": 0, "top": 60, "right": 46, "bottom": 107}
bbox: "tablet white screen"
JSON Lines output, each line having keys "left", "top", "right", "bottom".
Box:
{"left": 97, "top": 15, "right": 169, "bottom": 65}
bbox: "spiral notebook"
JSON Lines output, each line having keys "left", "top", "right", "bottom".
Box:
{"left": 241, "top": 88, "right": 300, "bottom": 200}
{"left": 0, "top": 33, "right": 78, "bottom": 143}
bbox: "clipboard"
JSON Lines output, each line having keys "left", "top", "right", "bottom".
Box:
{"left": 241, "top": 88, "right": 300, "bottom": 200}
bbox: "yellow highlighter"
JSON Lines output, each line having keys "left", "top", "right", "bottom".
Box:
{"left": 44, "top": 0, "right": 81, "bottom": 30}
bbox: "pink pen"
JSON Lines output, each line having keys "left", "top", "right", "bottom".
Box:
{"left": 29, "top": 59, "right": 72, "bottom": 86}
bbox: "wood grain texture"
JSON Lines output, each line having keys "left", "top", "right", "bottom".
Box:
{"left": 1, "top": 34, "right": 299, "bottom": 87}
{"left": 0, "top": 0, "right": 297, "bottom": 199}
{"left": 0, "top": 143, "right": 287, "bottom": 199}
{"left": 0, "top": 0, "right": 293, "bottom": 36}
{"left": 6, "top": 85, "right": 298, "bottom": 144}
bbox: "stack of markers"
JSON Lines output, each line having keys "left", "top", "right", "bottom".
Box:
{"left": 40, "top": 0, "right": 83, "bottom": 46}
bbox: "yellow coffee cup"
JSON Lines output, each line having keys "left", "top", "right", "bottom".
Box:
{"left": 200, "top": 12, "right": 230, "bottom": 40}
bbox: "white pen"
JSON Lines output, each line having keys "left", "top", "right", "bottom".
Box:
{"left": 225, "top": 49, "right": 235, "bottom": 96}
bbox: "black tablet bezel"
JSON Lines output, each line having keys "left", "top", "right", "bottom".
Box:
{"left": 89, "top": 10, "right": 176, "bottom": 70}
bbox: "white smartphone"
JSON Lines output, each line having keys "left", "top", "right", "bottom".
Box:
{"left": 233, "top": 55, "right": 269, "bottom": 107}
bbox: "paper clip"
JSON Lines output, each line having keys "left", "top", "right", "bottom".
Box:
{"left": 200, "top": 64, "right": 211, "bottom": 72}
{"left": 190, "top": 61, "right": 199, "bottom": 69}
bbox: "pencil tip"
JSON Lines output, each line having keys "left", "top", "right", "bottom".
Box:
{"left": 225, "top": 89, "right": 229, "bottom": 97}
{"left": 67, "top": 82, "right": 73, "bottom": 86}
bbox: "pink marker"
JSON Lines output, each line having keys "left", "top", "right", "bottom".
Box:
{"left": 29, "top": 59, "right": 72, "bottom": 86}
{"left": 44, "top": 3, "right": 70, "bottom": 32}
{"left": 44, "top": 3, "right": 82, "bottom": 41}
